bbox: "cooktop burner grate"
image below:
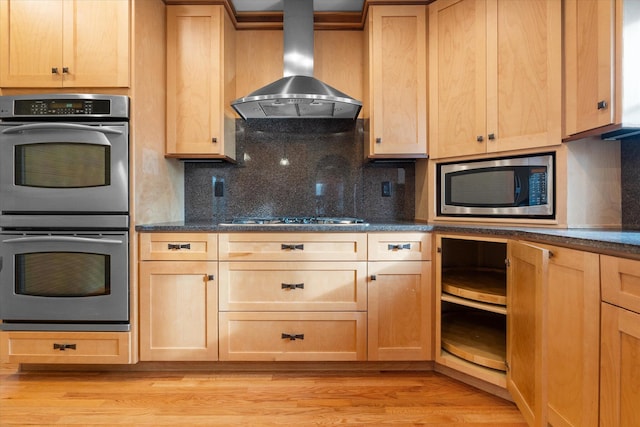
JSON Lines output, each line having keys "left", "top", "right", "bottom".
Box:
{"left": 223, "top": 217, "right": 367, "bottom": 225}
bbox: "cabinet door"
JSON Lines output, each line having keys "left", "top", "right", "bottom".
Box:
{"left": 488, "top": 0, "right": 562, "bottom": 153}
{"left": 139, "top": 261, "right": 218, "bottom": 361}
{"left": 0, "top": 0, "right": 63, "bottom": 87}
{"left": 600, "top": 302, "right": 640, "bottom": 427}
{"left": 507, "top": 241, "right": 549, "bottom": 427}
{"left": 166, "top": 5, "right": 235, "bottom": 158}
{"left": 428, "top": 0, "right": 487, "bottom": 159}
{"left": 62, "top": 0, "right": 129, "bottom": 87}
{"left": 367, "top": 261, "right": 432, "bottom": 361}
{"left": 543, "top": 246, "right": 600, "bottom": 427}
{"left": 366, "top": 5, "right": 427, "bottom": 158}
{"left": 564, "top": 0, "right": 616, "bottom": 137}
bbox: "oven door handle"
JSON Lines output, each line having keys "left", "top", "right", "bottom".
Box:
{"left": 2, "top": 236, "right": 124, "bottom": 245}
{"left": 1, "top": 123, "right": 122, "bottom": 137}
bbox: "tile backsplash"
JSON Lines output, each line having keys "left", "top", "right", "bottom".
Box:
{"left": 184, "top": 119, "right": 415, "bottom": 222}
{"left": 185, "top": 121, "right": 640, "bottom": 228}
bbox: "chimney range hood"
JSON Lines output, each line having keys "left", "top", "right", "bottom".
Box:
{"left": 231, "top": 0, "right": 362, "bottom": 120}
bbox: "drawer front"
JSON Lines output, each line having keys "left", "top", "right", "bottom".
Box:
{"left": 219, "top": 312, "right": 366, "bottom": 361}
{"left": 601, "top": 255, "right": 640, "bottom": 314}
{"left": 0, "top": 331, "right": 131, "bottom": 364}
{"left": 368, "top": 233, "right": 431, "bottom": 261}
{"left": 219, "top": 262, "right": 367, "bottom": 311}
{"left": 219, "top": 233, "right": 366, "bottom": 261}
{"left": 139, "top": 233, "right": 217, "bottom": 261}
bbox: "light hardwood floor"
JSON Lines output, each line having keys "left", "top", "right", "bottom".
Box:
{"left": 0, "top": 363, "right": 526, "bottom": 426}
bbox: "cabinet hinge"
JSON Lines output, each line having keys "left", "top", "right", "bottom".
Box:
{"left": 505, "top": 258, "right": 511, "bottom": 268}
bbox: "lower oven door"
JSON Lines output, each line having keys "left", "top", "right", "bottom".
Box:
{"left": 0, "top": 231, "right": 129, "bottom": 331}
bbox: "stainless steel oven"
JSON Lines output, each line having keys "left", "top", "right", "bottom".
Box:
{"left": 0, "top": 231, "right": 129, "bottom": 331}
{"left": 0, "top": 94, "right": 130, "bottom": 331}
{"left": 0, "top": 94, "right": 129, "bottom": 216}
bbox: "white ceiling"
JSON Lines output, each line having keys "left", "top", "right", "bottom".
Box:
{"left": 230, "top": 0, "right": 365, "bottom": 12}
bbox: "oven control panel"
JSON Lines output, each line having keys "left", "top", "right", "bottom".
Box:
{"left": 0, "top": 95, "right": 129, "bottom": 119}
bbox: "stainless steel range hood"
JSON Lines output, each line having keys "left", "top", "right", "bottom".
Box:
{"left": 231, "top": 0, "right": 362, "bottom": 120}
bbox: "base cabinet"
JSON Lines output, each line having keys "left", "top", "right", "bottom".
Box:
{"left": 367, "top": 233, "right": 432, "bottom": 361}
{"left": 138, "top": 233, "right": 218, "bottom": 361}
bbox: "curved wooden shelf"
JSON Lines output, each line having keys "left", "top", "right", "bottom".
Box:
{"left": 441, "top": 311, "right": 506, "bottom": 372}
{"left": 442, "top": 267, "right": 506, "bottom": 306}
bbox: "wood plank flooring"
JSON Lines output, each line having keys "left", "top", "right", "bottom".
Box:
{"left": 0, "top": 364, "right": 526, "bottom": 426}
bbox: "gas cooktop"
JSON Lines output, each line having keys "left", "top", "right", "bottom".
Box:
{"left": 220, "top": 217, "right": 368, "bottom": 225}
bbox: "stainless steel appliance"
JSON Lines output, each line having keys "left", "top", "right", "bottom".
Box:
{"left": 438, "top": 153, "right": 554, "bottom": 219}
{"left": 0, "top": 94, "right": 130, "bottom": 331}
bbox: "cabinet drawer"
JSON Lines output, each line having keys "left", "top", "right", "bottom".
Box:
{"left": 0, "top": 331, "right": 131, "bottom": 364}
{"left": 219, "top": 312, "right": 366, "bottom": 361}
{"left": 219, "top": 233, "right": 366, "bottom": 261}
{"left": 368, "top": 233, "right": 431, "bottom": 261}
{"left": 219, "top": 262, "right": 367, "bottom": 311}
{"left": 601, "top": 255, "right": 640, "bottom": 314}
{"left": 139, "top": 233, "right": 217, "bottom": 261}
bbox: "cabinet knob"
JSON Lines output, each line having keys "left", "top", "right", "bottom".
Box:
{"left": 488, "top": 133, "right": 495, "bottom": 140}
{"left": 281, "top": 333, "right": 304, "bottom": 341}
{"left": 51, "top": 67, "right": 59, "bottom": 74}
{"left": 597, "top": 100, "right": 608, "bottom": 110}
{"left": 375, "top": 137, "right": 382, "bottom": 144}
{"left": 371, "top": 275, "right": 377, "bottom": 281}
{"left": 212, "top": 137, "right": 217, "bottom": 143}
{"left": 476, "top": 135, "right": 484, "bottom": 142}
{"left": 207, "top": 274, "right": 215, "bottom": 281}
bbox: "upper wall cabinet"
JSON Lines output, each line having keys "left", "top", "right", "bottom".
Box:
{"left": 364, "top": 5, "right": 428, "bottom": 160}
{"left": 165, "top": 5, "right": 236, "bottom": 161}
{"left": 0, "top": 0, "right": 129, "bottom": 88}
{"left": 428, "top": 0, "right": 562, "bottom": 159}
{"left": 564, "top": 0, "right": 640, "bottom": 140}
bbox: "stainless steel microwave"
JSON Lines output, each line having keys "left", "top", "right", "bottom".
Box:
{"left": 437, "top": 153, "right": 554, "bottom": 219}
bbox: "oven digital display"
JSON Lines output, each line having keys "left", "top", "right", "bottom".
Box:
{"left": 12, "top": 99, "right": 111, "bottom": 115}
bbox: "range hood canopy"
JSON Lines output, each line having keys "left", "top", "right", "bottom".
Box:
{"left": 231, "top": 0, "right": 362, "bottom": 120}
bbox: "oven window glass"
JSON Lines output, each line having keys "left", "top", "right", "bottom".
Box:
{"left": 15, "top": 252, "right": 111, "bottom": 297}
{"left": 15, "top": 143, "right": 110, "bottom": 188}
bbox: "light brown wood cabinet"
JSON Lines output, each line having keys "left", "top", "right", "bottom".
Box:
{"left": 218, "top": 233, "right": 367, "bottom": 361}
{"left": 363, "top": 5, "right": 427, "bottom": 159}
{"left": 428, "top": 0, "right": 562, "bottom": 159}
{"left": 367, "top": 233, "right": 432, "bottom": 361}
{"left": 0, "top": 0, "right": 129, "bottom": 88}
{"left": 540, "top": 245, "right": 600, "bottom": 427}
{"left": 165, "top": 5, "right": 236, "bottom": 160}
{"left": 600, "top": 255, "right": 640, "bottom": 427}
{"left": 0, "top": 331, "right": 132, "bottom": 364}
{"left": 138, "top": 233, "right": 218, "bottom": 361}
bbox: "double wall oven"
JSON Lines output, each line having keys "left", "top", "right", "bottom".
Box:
{"left": 0, "top": 94, "right": 130, "bottom": 331}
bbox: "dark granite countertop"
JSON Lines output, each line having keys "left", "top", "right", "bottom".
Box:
{"left": 136, "top": 221, "right": 640, "bottom": 258}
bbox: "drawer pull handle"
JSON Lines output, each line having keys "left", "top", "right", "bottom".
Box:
{"left": 281, "top": 283, "right": 304, "bottom": 290}
{"left": 53, "top": 343, "right": 76, "bottom": 351}
{"left": 168, "top": 243, "right": 191, "bottom": 250}
{"left": 388, "top": 243, "right": 411, "bottom": 250}
{"left": 281, "top": 333, "right": 304, "bottom": 341}
{"left": 281, "top": 244, "right": 304, "bottom": 251}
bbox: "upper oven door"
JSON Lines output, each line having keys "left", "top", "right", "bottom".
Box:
{"left": 0, "top": 122, "right": 128, "bottom": 214}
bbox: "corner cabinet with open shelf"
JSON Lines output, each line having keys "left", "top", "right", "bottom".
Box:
{"left": 435, "top": 235, "right": 508, "bottom": 387}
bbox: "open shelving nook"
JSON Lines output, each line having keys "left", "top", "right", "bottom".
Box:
{"left": 436, "top": 235, "right": 508, "bottom": 387}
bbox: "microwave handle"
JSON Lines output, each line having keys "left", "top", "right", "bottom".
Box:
{"left": 2, "top": 236, "right": 124, "bottom": 245}
{"left": 1, "top": 123, "right": 122, "bottom": 137}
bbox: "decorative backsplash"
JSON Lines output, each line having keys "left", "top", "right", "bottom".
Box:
{"left": 184, "top": 119, "right": 415, "bottom": 222}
